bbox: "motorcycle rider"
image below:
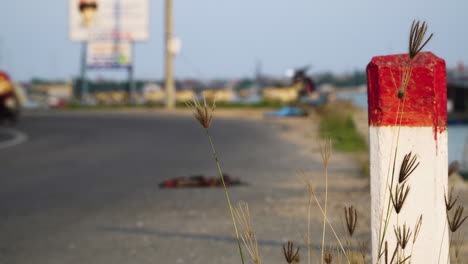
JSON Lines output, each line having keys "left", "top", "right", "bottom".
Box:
{"left": 0, "top": 71, "right": 19, "bottom": 124}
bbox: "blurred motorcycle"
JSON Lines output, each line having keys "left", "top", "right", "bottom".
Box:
{"left": 292, "top": 66, "right": 316, "bottom": 98}
{"left": 0, "top": 71, "right": 19, "bottom": 124}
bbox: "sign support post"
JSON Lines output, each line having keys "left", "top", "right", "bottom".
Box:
{"left": 164, "top": 0, "right": 175, "bottom": 109}
{"left": 80, "top": 41, "right": 89, "bottom": 103}
{"left": 70, "top": 0, "right": 149, "bottom": 104}
{"left": 367, "top": 52, "right": 449, "bottom": 263}
{"left": 128, "top": 42, "right": 136, "bottom": 104}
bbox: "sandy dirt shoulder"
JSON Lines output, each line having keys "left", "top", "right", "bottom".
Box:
{"left": 209, "top": 107, "right": 468, "bottom": 263}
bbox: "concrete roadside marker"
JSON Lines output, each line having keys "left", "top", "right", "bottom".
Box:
{"left": 367, "top": 52, "right": 448, "bottom": 263}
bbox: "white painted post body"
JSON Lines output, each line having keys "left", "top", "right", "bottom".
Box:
{"left": 367, "top": 52, "right": 449, "bottom": 263}
{"left": 369, "top": 127, "right": 448, "bottom": 263}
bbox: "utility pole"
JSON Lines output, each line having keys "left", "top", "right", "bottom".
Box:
{"left": 129, "top": 42, "right": 136, "bottom": 104}
{"left": 80, "top": 41, "right": 88, "bottom": 103}
{"left": 164, "top": 0, "right": 175, "bottom": 109}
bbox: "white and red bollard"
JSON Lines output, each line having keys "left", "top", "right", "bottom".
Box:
{"left": 367, "top": 52, "right": 449, "bottom": 263}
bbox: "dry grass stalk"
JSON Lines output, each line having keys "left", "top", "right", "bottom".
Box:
{"left": 319, "top": 139, "right": 332, "bottom": 169}
{"left": 444, "top": 186, "right": 459, "bottom": 211}
{"left": 300, "top": 167, "right": 350, "bottom": 263}
{"left": 447, "top": 206, "right": 467, "bottom": 233}
{"left": 186, "top": 97, "right": 245, "bottom": 264}
{"left": 234, "top": 201, "right": 262, "bottom": 264}
{"left": 377, "top": 30, "right": 427, "bottom": 256}
{"left": 185, "top": 96, "right": 216, "bottom": 129}
{"left": 344, "top": 206, "right": 358, "bottom": 237}
{"left": 301, "top": 170, "right": 315, "bottom": 264}
{"left": 443, "top": 186, "right": 467, "bottom": 264}
{"left": 306, "top": 181, "right": 351, "bottom": 263}
{"left": 283, "top": 240, "right": 300, "bottom": 264}
{"left": 412, "top": 215, "right": 422, "bottom": 244}
{"left": 381, "top": 20, "right": 433, "bottom": 254}
{"left": 319, "top": 139, "right": 332, "bottom": 264}
{"left": 394, "top": 224, "right": 412, "bottom": 250}
{"left": 439, "top": 186, "right": 468, "bottom": 263}
{"left": 440, "top": 185, "right": 466, "bottom": 264}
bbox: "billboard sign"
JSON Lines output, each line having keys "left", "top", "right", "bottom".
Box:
{"left": 86, "top": 41, "right": 132, "bottom": 69}
{"left": 69, "top": 0, "right": 149, "bottom": 41}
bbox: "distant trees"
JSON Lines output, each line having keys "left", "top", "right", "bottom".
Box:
{"left": 314, "top": 71, "right": 367, "bottom": 88}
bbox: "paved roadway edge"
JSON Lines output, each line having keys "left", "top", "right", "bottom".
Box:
{"left": 0, "top": 127, "right": 28, "bottom": 149}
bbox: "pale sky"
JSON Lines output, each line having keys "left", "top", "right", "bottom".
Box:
{"left": 0, "top": 0, "right": 467, "bottom": 81}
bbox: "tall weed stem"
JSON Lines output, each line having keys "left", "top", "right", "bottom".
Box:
{"left": 205, "top": 129, "right": 245, "bottom": 264}
{"left": 321, "top": 166, "right": 329, "bottom": 264}
{"left": 307, "top": 194, "right": 312, "bottom": 264}
{"left": 310, "top": 189, "right": 350, "bottom": 264}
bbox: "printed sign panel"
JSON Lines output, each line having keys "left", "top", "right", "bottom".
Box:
{"left": 69, "top": 0, "right": 149, "bottom": 41}
{"left": 86, "top": 41, "right": 132, "bottom": 69}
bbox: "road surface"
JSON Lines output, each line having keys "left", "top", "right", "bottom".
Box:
{"left": 0, "top": 111, "right": 321, "bottom": 264}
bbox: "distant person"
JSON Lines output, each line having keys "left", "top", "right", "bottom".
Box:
{"left": 293, "top": 68, "right": 315, "bottom": 98}
{"left": 0, "top": 71, "right": 19, "bottom": 124}
{"left": 78, "top": 0, "right": 99, "bottom": 28}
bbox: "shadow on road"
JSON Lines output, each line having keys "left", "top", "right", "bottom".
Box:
{"left": 95, "top": 225, "right": 346, "bottom": 251}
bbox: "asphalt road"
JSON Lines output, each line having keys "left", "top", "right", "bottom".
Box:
{"left": 0, "top": 111, "right": 311, "bottom": 264}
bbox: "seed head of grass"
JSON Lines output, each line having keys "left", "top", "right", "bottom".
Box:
{"left": 398, "top": 152, "right": 419, "bottom": 184}
{"left": 319, "top": 139, "right": 332, "bottom": 169}
{"left": 282, "top": 240, "right": 300, "bottom": 264}
{"left": 344, "top": 206, "right": 358, "bottom": 237}
{"left": 444, "top": 185, "right": 459, "bottom": 212}
{"left": 447, "top": 206, "right": 468, "bottom": 233}
{"left": 234, "top": 201, "right": 261, "bottom": 264}
{"left": 323, "top": 251, "right": 333, "bottom": 264}
{"left": 398, "top": 20, "right": 433, "bottom": 99}
{"left": 299, "top": 169, "right": 315, "bottom": 197}
{"left": 413, "top": 215, "right": 423, "bottom": 244}
{"left": 394, "top": 224, "right": 412, "bottom": 250}
{"left": 391, "top": 183, "right": 410, "bottom": 214}
{"left": 409, "top": 20, "right": 433, "bottom": 59}
{"left": 185, "top": 96, "right": 216, "bottom": 129}
{"left": 397, "top": 71, "right": 411, "bottom": 99}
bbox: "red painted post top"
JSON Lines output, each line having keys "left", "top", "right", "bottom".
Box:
{"left": 367, "top": 52, "right": 447, "bottom": 130}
